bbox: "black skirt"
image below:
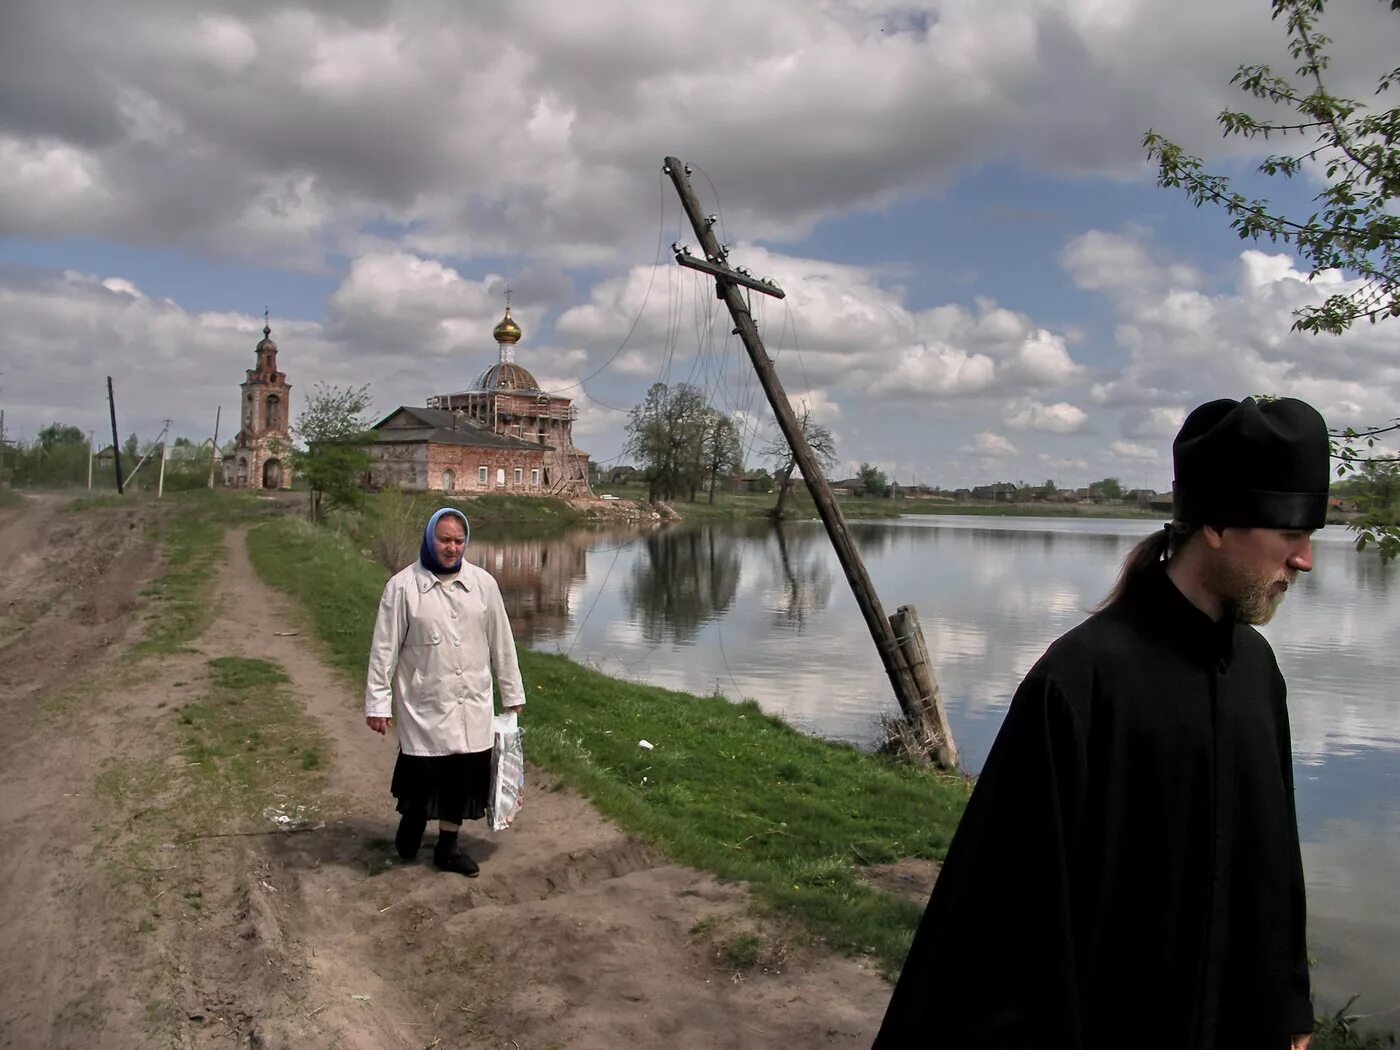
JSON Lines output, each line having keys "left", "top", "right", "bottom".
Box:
{"left": 390, "top": 749, "right": 491, "bottom": 823}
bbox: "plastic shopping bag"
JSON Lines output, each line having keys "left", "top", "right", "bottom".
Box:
{"left": 486, "top": 712, "right": 525, "bottom": 832}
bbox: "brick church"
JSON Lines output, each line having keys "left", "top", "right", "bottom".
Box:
{"left": 222, "top": 317, "right": 292, "bottom": 489}
{"left": 365, "top": 297, "right": 591, "bottom": 495}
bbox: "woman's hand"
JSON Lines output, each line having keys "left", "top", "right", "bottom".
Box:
{"left": 366, "top": 716, "right": 391, "bottom": 735}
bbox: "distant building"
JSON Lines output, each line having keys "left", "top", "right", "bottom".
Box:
{"left": 831, "top": 478, "right": 866, "bottom": 497}
{"left": 223, "top": 319, "right": 292, "bottom": 490}
{"left": 416, "top": 297, "right": 591, "bottom": 495}
{"left": 726, "top": 470, "right": 773, "bottom": 494}
{"left": 971, "top": 482, "right": 1018, "bottom": 502}
{"left": 365, "top": 298, "right": 590, "bottom": 494}
{"left": 365, "top": 406, "right": 550, "bottom": 493}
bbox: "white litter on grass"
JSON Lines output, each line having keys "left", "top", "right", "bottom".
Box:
{"left": 638, "top": 740, "right": 655, "bottom": 750}
{"left": 264, "top": 805, "right": 315, "bottom": 829}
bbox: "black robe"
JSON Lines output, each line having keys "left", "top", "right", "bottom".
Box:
{"left": 874, "top": 566, "right": 1311, "bottom": 1049}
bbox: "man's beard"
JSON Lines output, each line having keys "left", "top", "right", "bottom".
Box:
{"left": 1211, "top": 559, "right": 1293, "bottom": 625}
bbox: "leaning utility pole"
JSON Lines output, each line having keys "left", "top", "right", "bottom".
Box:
{"left": 207, "top": 406, "right": 221, "bottom": 489}
{"left": 662, "top": 156, "right": 957, "bottom": 769}
{"left": 156, "top": 418, "right": 170, "bottom": 499}
{"left": 107, "top": 376, "right": 124, "bottom": 494}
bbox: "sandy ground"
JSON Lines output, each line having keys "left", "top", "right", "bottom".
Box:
{"left": 0, "top": 494, "right": 895, "bottom": 1049}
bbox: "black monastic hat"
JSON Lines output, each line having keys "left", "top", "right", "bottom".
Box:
{"left": 1172, "top": 397, "right": 1330, "bottom": 530}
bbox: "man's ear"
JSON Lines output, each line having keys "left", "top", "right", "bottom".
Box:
{"left": 1201, "top": 524, "right": 1227, "bottom": 551}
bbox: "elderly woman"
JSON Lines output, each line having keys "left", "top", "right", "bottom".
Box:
{"left": 365, "top": 507, "right": 524, "bottom": 877}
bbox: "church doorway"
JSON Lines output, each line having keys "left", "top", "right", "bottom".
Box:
{"left": 262, "top": 458, "right": 283, "bottom": 489}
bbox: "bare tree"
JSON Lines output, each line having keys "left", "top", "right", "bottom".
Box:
{"left": 761, "top": 405, "right": 838, "bottom": 519}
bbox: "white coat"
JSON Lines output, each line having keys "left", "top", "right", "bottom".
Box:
{"left": 365, "top": 560, "right": 525, "bottom": 756}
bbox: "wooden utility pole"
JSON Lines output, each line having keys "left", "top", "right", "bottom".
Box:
{"left": 87, "top": 431, "right": 94, "bottom": 490}
{"left": 663, "top": 156, "right": 956, "bottom": 768}
{"left": 156, "top": 419, "right": 170, "bottom": 499}
{"left": 207, "top": 406, "right": 221, "bottom": 489}
{"left": 107, "top": 376, "right": 124, "bottom": 494}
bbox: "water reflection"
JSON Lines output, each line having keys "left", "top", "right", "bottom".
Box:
{"left": 464, "top": 533, "right": 594, "bottom": 644}
{"left": 624, "top": 527, "right": 742, "bottom": 644}
{"left": 766, "top": 523, "right": 834, "bottom": 631}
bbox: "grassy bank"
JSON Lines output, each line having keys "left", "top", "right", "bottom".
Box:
{"left": 246, "top": 516, "right": 969, "bottom": 972}
{"left": 595, "top": 486, "right": 1163, "bottom": 522}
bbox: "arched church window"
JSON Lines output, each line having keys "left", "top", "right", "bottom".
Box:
{"left": 442, "top": 469, "right": 456, "bottom": 491}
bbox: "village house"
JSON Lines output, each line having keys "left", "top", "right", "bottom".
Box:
{"left": 971, "top": 482, "right": 1018, "bottom": 502}
{"left": 222, "top": 318, "right": 292, "bottom": 490}
{"left": 366, "top": 298, "right": 591, "bottom": 495}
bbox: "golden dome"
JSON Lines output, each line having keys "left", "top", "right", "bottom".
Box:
{"left": 493, "top": 307, "right": 522, "bottom": 345}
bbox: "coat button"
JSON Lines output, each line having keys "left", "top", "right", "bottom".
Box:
{"left": 455, "top": 668, "right": 463, "bottom": 676}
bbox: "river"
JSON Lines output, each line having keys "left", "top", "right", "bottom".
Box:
{"left": 466, "top": 514, "right": 1399, "bottom": 1020}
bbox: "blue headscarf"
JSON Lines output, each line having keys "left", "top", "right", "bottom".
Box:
{"left": 420, "top": 507, "right": 470, "bottom": 574}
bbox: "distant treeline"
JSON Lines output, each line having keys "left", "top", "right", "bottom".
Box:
{"left": 0, "top": 422, "right": 218, "bottom": 492}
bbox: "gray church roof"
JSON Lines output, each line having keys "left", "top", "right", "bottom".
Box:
{"left": 370, "top": 406, "right": 553, "bottom": 452}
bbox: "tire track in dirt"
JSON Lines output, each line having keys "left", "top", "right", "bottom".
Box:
{"left": 0, "top": 495, "right": 166, "bottom": 1049}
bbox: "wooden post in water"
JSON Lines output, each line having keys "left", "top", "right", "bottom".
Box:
{"left": 663, "top": 155, "right": 956, "bottom": 769}
{"left": 889, "top": 605, "right": 958, "bottom": 769}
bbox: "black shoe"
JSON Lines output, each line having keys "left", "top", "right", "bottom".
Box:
{"left": 395, "top": 811, "right": 427, "bottom": 860}
{"left": 433, "top": 831, "right": 479, "bottom": 877}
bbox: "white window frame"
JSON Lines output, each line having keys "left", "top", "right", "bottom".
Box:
{"left": 530, "top": 468, "right": 540, "bottom": 487}
{"left": 477, "top": 465, "right": 488, "bottom": 485}
{"left": 513, "top": 467, "right": 523, "bottom": 485}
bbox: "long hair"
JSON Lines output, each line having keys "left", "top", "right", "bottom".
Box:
{"left": 1097, "top": 521, "right": 1199, "bottom": 611}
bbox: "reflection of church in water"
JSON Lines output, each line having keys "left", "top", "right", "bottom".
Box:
{"left": 464, "top": 534, "right": 592, "bottom": 644}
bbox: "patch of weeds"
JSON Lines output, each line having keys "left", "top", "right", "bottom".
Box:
{"left": 689, "top": 913, "right": 794, "bottom": 976}
{"left": 1312, "top": 997, "right": 1398, "bottom": 1049}
{"left": 688, "top": 916, "right": 722, "bottom": 938}
{"left": 207, "top": 656, "right": 289, "bottom": 690}
{"left": 718, "top": 932, "right": 768, "bottom": 971}
{"left": 365, "top": 837, "right": 396, "bottom": 877}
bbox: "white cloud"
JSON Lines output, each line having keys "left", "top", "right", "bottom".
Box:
{"left": 1067, "top": 232, "right": 1400, "bottom": 433}
{"left": 4, "top": 1, "right": 1391, "bottom": 266}
{"left": 964, "top": 431, "right": 1018, "bottom": 458}
{"left": 1109, "top": 440, "right": 1159, "bottom": 461}
{"left": 1002, "top": 398, "right": 1088, "bottom": 433}
{"left": 1121, "top": 405, "right": 1186, "bottom": 439}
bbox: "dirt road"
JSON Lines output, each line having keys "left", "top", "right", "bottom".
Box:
{"left": 0, "top": 494, "right": 891, "bottom": 1048}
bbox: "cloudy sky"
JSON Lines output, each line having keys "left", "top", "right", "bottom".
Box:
{"left": 2, "top": 0, "right": 1397, "bottom": 490}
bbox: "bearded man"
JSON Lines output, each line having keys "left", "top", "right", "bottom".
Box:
{"left": 365, "top": 507, "right": 524, "bottom": 877}
{"left": 874, "top": 397, "right": 1327, "bottom": 1050}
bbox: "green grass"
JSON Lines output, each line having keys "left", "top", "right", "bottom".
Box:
{"left": 245, "top": 517, "right": 971, "bottom": 972}
{"left": 171, "top": 655, "right": 328, "bottom": 823}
